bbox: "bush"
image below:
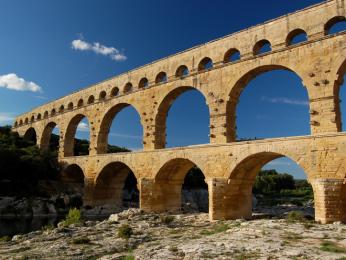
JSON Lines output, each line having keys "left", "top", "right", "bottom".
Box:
{"left": 286, "top": 211, "right": 306, "bottom": 222}
{"left": 72, "top": 236, "right": 90, "bottom": 244}
{"left": 160, "top": 215, "right": 175, "bottom": 225}
{"left": 320, "top": 241, "right": 346, "bottom": 253}
{"left": 0, "top": 236, "right": 11, "bottom": 242}
{"left": 62, "top": 208, "right": 82, "bottom": 226}
{"left": 118, "top": 224, "right": 133, "bottom": 239}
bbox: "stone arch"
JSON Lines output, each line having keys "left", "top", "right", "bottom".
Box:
{"left": 334, "top": 57, "right": 346, "bottom": 131}
{"left": 14, "top": 121, "right": 18, "bottom": 127}
{"left": 175, "top": 65, "right": 189, "bottom": 78}
{"left": 61, "top": 163, "right": 85, "bottom": 184}
{"left": 51, "top": 109, "right": 56, "bottom": 116}
{"left": 64, "top": 114, "right": 90, "bottom": 157}
{"left": 324, "top": 16, "right": 346, "bottom": 35}
{"left": 286, "top": 29, "right": 308, "bottom": 46}
{"left": 24, "top": 127, "right": 37, "bottom": 144}
{"left": 44, "top": 111, "right": 49, "bottom": 119}
{"left": 123, "top": 82, "right": 133, "bottom": 93}
{"left": 110, "top": 87, "right": 119, "bottom": 97}
{"left": 138, "top": 77, "right": 149, "bottom": 89}
{"left": 40, "top": 121, "right": 58, "bottom": 151}
{"left": 253, "top": 39, "right": 271, "bottom": 55}
{"left": 226, "top": 64, "right": 309, "bottom": 142}
{"left": 19, "top": 119, "right": 23, "bottom": 125}
{"left": 24, "top": 118, "right": 29, "bottom": 124}
{"left": 198, "top": 57, "right": 213, "bottom": 71}
{"left": 59, "top": 105, "right": 65, "bottom": 113}
{"left": 68, "top": 102, "right": 74, "bottom": 110}
{"left": 77, "top": 99, "right": 84, "bottom": 107}
{"left": 87, "top": 95, "right": 95, "bottom": 104}
{"left": 155, "top": 71, "right": 167, "bottom": 84}
{"left": 224, "top": 48, "right": 241, "bottom": 63}
{"left": 97, "top": 103, "right": 142, "bottom": 154}
{"left": 152, "top": 158, "right": 209, "bottom": 212}
{"left": 222, "top": 151, "right": 311, "bottom": 219}
{"left": 37, "top": 113, "right": 42, "bottom": 120}
{"left": 93, "top": 161, "right": 139, "bottom": 207}
{"left": 30, "top": 115, "right": 35, "bottom": 123}
{"left": 99, "top": 90, "right": 107, "bottom": 101}
{"left": 154, "top": 86, "right": 210, "bottom": 149}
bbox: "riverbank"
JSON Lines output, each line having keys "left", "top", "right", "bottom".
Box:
{"left": 0, "top": 208, "right": 345, "bottom": 259}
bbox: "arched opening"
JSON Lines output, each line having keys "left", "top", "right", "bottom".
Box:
{"left": 224, "top": 48, "right": 241, "bottom": 63}
{"left": 30, "top": 115, "right": 35, "bottom": 123}
{"left": 41, "top": 122, "right": 60, "bottom": 153}
{"left": 198, "top": 57, "right": 213, "bottom": 71}
{"left": 337, "top": 59, "right": 346, "bottom": 131}
{"left": 87, "top": 95, "right": 95, "bottom": 104}
{"left": 14, "top": 121, "right": 18, "bottom": 127}
{"left": 59, "top": 105, "right": 64, "bottom": 113}
{"left": 227, "top": 66, "right": 309, "bottom": 141}
{"left": 155, "top": 72, "right": 167, "bottom": 84}
{"left": 64, "top": 114, "right": 90, "bottom": 157}
{"left": 138, "top": 77, "right": 149, "bottom": 89}
{"left": 175, "top": 65, "right": 189, "bottom": 78}
{"left": 224, "top": 152, "right": 313, "bottom": 220}
{"left": 24, "top": 118, "right": 28, "bottom": 124}
{"left": 99, "top": 91, "right": 107, "bottom": 101}
{"left": 68, "top": 102, "right": 74, "bottom": 110}
{"left": 77, "top": 99, "right": 84, "bottom": 108}
{"left": 23, "top": 127, "right": 37, "bottom": 145}
{"left": 93, "top": 162, "right": 139, "bottom": 208}
{"left": 60, "top": 164, "right": 84, "bottom": 208}
{"left": 111, "top": 87, "right": 119, "bottom": 97}
{"left": 286, "top": 29, "right": 308, "bottom": 46}
{"left": 37, "top": 114, "right": 42, "bottom": 120}
{"left": 325, "top": 16, "right": 346, "bottom": 35}
{"left": 19, "top": 119, "right": 23, "bottom": 125}
{"left": 123, "top": 82, "right": 133, "bottom": 93}
{"left": 97, "top": 103, "right": 142, "bottom": 154}
{"left": 155, "top": 87, "right": 209, "bottom": 148}
{"left": 51, "top": 109, "right": 56, "bottom": 116}
{"left": 253, "top": 39, "right": 272, "bottom": 55}
{"left": 153, "top": 158, "right": 208, "bottom": 213}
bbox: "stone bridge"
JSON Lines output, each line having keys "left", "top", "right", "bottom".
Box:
{"left": 12, "top": 0, "right": 346, "bottom": 223}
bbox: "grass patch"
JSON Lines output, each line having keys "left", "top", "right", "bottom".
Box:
{"left": 72, "top": 236, "right": 90, "bottom": 244}
{"left": 160, "top": 215, "right": 175, "bottom": 225}
{"left": 200, "top": 223, "right": 229, "bottom": 236}
{"left": 62, "top": 208, "right": 82, "bottom": 227}
{"left": 286, "top": 211, "right": 306, "bottom": 223}
{"left": 118, "top": 224, "right": 133, "bottom": 239}
{"left": 120, "top": 255, "right": 135, "bottom": 260}
{"left": 0, "top": 236, "right": 11, "bottom": 242}
{"left": 320, "top": 241, "right": 346, "bottom": 253}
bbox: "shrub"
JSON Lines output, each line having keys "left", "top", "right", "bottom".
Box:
{"left": 120, "top": 255, "right": 135, "bottom": 260}
{"left": 160, "top": 215, "right": 175, "bottom": 225}
{"left": 200, "top": 223, "right": 229, "bottom": 236}
{"left": 72, "top": 236, "right": 90, "bottom": 244}
{"left": 320, "top": 241, "right": 346, "bottom": 253}
{"left": 286, "top": 211, "right": 306, "bottom": 222}
{"left": 62, "top": 208, "right": 82, "bottom": 226}
{"left": 0, "top": 236, "right": 11, "bottom": 242}
{"left": 41, "top": 224, "right": 54, "bottom": 231}
{"left": 118, "top": 224, "right": 133, "bottom": 239}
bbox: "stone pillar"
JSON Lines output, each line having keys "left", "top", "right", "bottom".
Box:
{"left": 209, "top": 97, "right": 229, "bottom": 144}
{"left": 311, "top": 178, "right": 345, "bottom": 224}
{"left": 83, "top": 177, "right": 95, "bottom": 206}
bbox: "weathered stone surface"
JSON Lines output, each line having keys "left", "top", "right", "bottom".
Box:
{"left": 11, "top": 0, "right": 346, "bottom": 224}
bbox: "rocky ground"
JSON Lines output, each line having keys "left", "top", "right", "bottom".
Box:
{"left": 0, "top": 208, "right": 345, "bottom": 260}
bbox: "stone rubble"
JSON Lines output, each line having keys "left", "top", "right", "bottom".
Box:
{"left": 0, "top": 208, "right": 345, "bottom": 259}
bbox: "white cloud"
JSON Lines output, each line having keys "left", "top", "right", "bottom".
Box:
{"left": 109, "top": 132, "right": 141, "bottom": 140}
{"left": 71, "top": 38, "right": 127, "bottom": 61}
{"left": 0, "top": 113, "right": 15, "bottom": 125}
{"left": 261, "top": 96, "right": 308, "bottom": 106}
{"left": 0, "top": 73, "right": 42, "bottom": 93}
{"left": 77, "top": 122, "right": 89, "bottom": 132}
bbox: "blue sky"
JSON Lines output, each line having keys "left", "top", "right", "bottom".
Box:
{"left": 0, "top": 0, "right": 345, "bottom": 179}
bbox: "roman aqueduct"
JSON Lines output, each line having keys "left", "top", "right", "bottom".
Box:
{"left": 12, "top": 0, "right": 346, "bottom": 223}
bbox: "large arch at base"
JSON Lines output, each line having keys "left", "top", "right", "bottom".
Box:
{"left": 23, "top": 127, "right": 37, "bottom": 145}
{"left": 92, "top": 162, "right": 139, "bottom": 207}
{"left": 226, "top": 65, "right": 309, "bottom": 142}
{"left": 154, "top": 86, "right": 210, "bottom": 149}
{"left": 152, "top": 158, "right": 209, "bottom": 213}
{"left": 221, "top": 151, "right": 311, "bottom": 220}
{"left": 97, "top": 103, "right": 142, "bottom": 154}
{"left": 60, "top": 164, "right": 85, "bottom": 208}
{"left": 334, "top": 57, "right": 346, "bottom": 131}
